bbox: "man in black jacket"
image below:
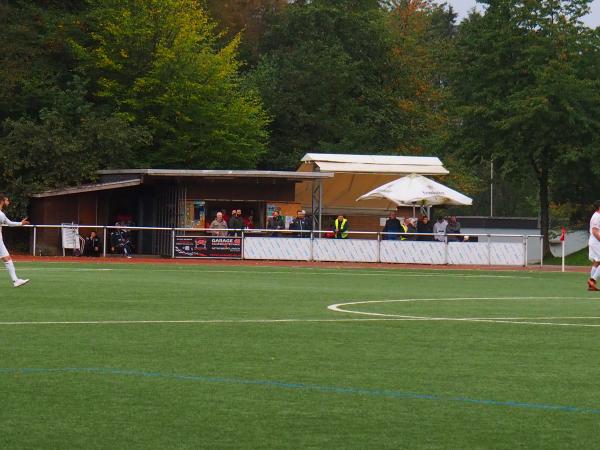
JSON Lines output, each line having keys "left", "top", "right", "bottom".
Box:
{"left": 382, "top": 211, "right": 402, "bottom": 240}
{"left": 228, "top": 209, "right": 244, "bottom": 236}
{"left": 417, "top": 215, "right": 434, "bottom": 241}
{"left": 446, "top": 216, "right": 462, "bottom": 242}
{"left": 267, "top": 210, "right": 285, "bottom": 237}
{"left": 84, "top": 231, "right": 101, "bottom": 257}
{"left": 289, "top": 210, "right": 312, "bottom": 238}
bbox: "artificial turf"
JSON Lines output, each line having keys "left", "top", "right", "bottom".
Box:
{"left": 1, "top": 262, "right": 599, "bottom": 449}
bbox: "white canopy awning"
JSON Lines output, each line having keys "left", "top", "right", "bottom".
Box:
{"left": 300, "top": 153, "right": 449, "bottom": 175}
{"left": 356, "top": 173, "right": 472, "bottom": 207}
{"left": 296, "top": 153, "right": 450, "bottom": 213}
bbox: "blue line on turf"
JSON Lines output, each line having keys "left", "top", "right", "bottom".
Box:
{"left": 1, "top": 367, "right": 598, "bottom": 415}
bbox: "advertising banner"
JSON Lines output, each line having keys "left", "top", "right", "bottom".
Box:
{"left": 175, "top": 236, "right": 242, "bottom": 259}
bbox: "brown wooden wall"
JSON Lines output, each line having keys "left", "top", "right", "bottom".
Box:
{"left": 30, "top": 193, "right": 102, "bottom": 255}
{"left": 29, "top": 179, "right": 299, "bottom": 254}
{"left": 184, "top": 180, "right": 295, "bottom": 202}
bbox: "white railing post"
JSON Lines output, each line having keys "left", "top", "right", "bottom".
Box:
{"left": 540, "top": 236, "right": 544, "bottom": 268}
{"left": 523, "top": 235, "right": 528, "bottom": 267}
{"left": 444, "top": 238, "right": 449, "bottom": 265}
{"left": 241, "top": 229, "right": 245, "bottom": 260}
{"left": 377, "top": 232, "right": 381, "bottom": 263}
{"left": 487, "top": 234, "right": 491, "bottom": 266}
{"left": 103, "top": 227, "right": 107, "bottom": 257}
{"left": 171, "top": 229, "right": 176, "bottom": 259}
{"left": 32, "top": 226, "right": 37, "bottom": 256}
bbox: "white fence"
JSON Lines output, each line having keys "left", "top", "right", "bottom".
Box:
{"left": 243, "top": 232, "right": 533, "bottom": 266}
{"left": 23, "top": 225, "right": 544, "bottom": 267}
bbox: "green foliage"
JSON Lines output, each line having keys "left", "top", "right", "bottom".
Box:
{"left": 0, "top": 1, "right": 81, "bottom": 120}
{"left": 450, "top": 0, "right": 600, "bottom": 248}
{"left": 0, "top": 78, "right": 150, "bottom": 215}
{"left": 252, "top": 0, "right": 451, "bottom": 169}
{"left": 204, "top": 0, "right": 289, "bottom": 66}
{"left": 73, "top": 0, "right": 270, "bottom": 169}
{"left": 3, "top": 0, "right": 599, "bottom": 225}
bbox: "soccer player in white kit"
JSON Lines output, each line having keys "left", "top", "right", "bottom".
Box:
{"left": 0, "top": 195, "right": 30, "bottom": 287}
{"left": 588, "top": 201, "right": 600, "bottom": 291}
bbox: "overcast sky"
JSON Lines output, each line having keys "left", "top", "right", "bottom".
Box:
{"left": 447, "top": 0, "right": 600, "bottom": 28}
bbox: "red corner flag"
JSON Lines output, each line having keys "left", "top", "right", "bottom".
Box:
{"left": 560, "top": 227, "right": 567, "bottom": 242}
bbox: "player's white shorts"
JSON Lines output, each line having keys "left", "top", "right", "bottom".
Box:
{"left": 0, "top": 240, "right": 9, "bottom": 258}
{"left": 589, "top": 242, "right": 600, "bottom": 262}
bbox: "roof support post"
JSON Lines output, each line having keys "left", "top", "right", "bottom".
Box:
{"left": 311, "top": 179, "right": 322, "bottom": 231}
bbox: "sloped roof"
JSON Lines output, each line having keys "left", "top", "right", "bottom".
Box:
{"left": 98, "top": 169, "right": 333, "bottom": 180}
{"left": 31, "top": 178, "right": 142, "bottom": 198}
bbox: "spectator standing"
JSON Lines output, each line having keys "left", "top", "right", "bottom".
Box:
{"left": 267, "top": 210, "right": 285, "bottom": 237}
{"left": 433, "top": 216, "right": 447, "bottom": 242}
{"left": 382, "top": 211, "right": 402, "bottom": 240}
{"left": 399, "top": 218, "right": 408, "bottom": 240}
{"left": 244, "top": 214, "right": 255, "bottom": 229}
{"left": 220, "top": 209, "right": 230, "bottom": 225}
{"left": 417, "top": 215, "right": 434, "bottom": 241}
{"left": 334, "top": 215, "right": 349, "bottom": 239}
{"left": 404, "top": 218, "right": 417, "bottom": 241}
{"left": 289, "top": 210, "right": 312, "bottom": 238}
{"left": 446, "top": 216, "right": 462, "bottom": 242}
{"left": 84, "top": 231, "right": 101, "bottom": 257}
{"left": 210, "top": 212, "right": 228, "bottom": 236}
{"left": 228, "top": 210, "right": 244, "bottom": 236}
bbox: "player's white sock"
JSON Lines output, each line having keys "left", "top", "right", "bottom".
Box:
{"left": 4, "top": 260, "right": 18, "bottom": 282}
{"left": 593, "top": 266, "right": 600, "bottom": 281}
{"left": 592, "top": 267, "right": 597, "bottom": 279}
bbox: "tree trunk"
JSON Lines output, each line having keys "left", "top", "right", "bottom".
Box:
{"left": 538, "top": 164, "right": 551, "bottom": 256}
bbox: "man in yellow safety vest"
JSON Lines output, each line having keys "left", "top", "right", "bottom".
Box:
{"left": 400, "top": 218, "right": 408, "bottom": 241}
{"left": 334, "top": 215, "right": 349, "bottom": 239}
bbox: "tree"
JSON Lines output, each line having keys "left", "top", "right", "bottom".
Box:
{"left": 0, "top": 77, "right": 150, "bottom": 215}
{"left": 0, "top": 1, "right": 84, "bottom": 121}
{"left": 253, "top": 0, "right": 451, "bottom": 169}
{"left": 204, "top": 0, "right": 289, "bottom": 65}
{"left": 73, "top": 0, "right": 270, "bottom": 169}
{"left": 0, "top": 1, "right": 150, "bottom": 214}
{"left": 450, "top": 0, "right": 600, "bottom": 252}
{"left": 386, "top": 0, "right": 455, "bottom": 154}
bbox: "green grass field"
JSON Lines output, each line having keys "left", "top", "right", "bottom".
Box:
{"left": 2, "top": 262, "right": 600, "bottom": 449}
{"left": 546, "top": 247, "right": 590, "bottom": 266}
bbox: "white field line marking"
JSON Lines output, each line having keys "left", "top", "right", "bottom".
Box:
{"left": 20, "top": 267, "right": 533, "bottom": 279}
{"left": 22, "top": 268, "right": 114, "bottom": 272}
{"left": 0, "top": 318, "right": 425, "bottom": 326}
{"left": 328, "top": 297, "right": 600, "bottom": 328}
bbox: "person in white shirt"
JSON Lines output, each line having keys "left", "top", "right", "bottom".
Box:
{"left": 433, "top": 216, "right": 447, "bottom": 242}
{"left": 588, "top": 201, "right": 600, "bottom": 291}
{"left": 0, "top": 195, "right": 30, "bottom": 287}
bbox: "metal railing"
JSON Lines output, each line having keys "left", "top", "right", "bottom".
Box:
{"left": 20, "top": 224, "right": 544, "bottom": 266}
